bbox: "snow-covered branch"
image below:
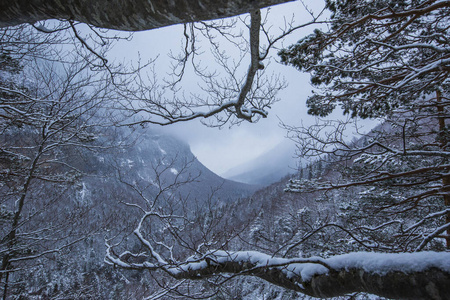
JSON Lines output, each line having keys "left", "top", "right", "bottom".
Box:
{"left": 107, "top": 246, "right": 450, "bottom": 299}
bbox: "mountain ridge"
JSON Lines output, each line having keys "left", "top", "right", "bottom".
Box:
{"left": 221, "top": 139, "right": 299, "bottom": 186}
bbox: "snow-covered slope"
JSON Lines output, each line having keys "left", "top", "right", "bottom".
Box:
{"left": 74, "top": 128, "right": 258, "bottom": 205}
{"left": 10, "top": 128, "right": 259, "bottom": 298}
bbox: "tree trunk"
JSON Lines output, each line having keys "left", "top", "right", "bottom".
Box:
{"left": 169, "top": 252, "right": 450, "bottom": 299}
{"left": 0, "top": 0, "right": 293, "bottom": 31}
{"left": 107, "top": 249, "right": 450, "bottom": 299}
{"left": 436, "top": 90, "right": 450, "bottom": 249}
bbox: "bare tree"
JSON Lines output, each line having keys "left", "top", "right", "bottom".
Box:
{"left": 0, "top": 24, "right": 117, "bottom": 298}
{"left": 116, "top": 10, "right": 290, "bottom": 127}
{"left": 112, "top": 4, "right": 329, "bottom": 127}
{"left": 1, "top": 1, "right": 328, "bottom": 127}
{"left": 105, "top": 164, "right": 450, "bottom": 299}
{"left": 284, "top": 110, "right": 450, "bottom": 251}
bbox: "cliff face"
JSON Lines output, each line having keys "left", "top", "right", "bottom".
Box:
{"left": 0, "top": 0, "right": 293, "bottom": 30}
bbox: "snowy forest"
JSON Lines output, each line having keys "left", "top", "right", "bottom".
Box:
{"left": 0, "top": 0, "right": 449, "bottom": 299}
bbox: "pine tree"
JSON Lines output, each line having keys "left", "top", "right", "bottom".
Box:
{"left": 282, "top": 0, "right": 450, "bottom": 250}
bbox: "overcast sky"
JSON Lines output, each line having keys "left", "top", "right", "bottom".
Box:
{"left": 109, "top": 1, "right": 328, "bottom": 175}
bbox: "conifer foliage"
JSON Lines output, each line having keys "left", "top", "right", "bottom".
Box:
{"left": 282, "top": 0, "right": 450, "bottom": 250}
{"left": 279, "top": 0, "right": 449, "bottom": 118}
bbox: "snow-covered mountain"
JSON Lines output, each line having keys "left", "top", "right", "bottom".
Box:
{"left": 110, "top": 129, "right": 259, "bottom": 201}
{"left": 9, "top": 128, "right": 259, "bottom": 298}
{"left": 222, "top": 139, "right": 299, "bottom": 186}
{"left": 71, "top": 128, "right": 258, "bottom": 205}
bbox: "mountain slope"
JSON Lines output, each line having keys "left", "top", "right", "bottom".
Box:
{"left": 222, "top": 139, "right": 299, "bottom": 186}
{"left": 120, "top": 130, "right": 259, "bottom": 201}
{"left": 8, "top": 128, "right": 258, "bottom": 299}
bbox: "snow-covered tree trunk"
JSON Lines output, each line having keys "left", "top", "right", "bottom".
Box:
{"left": 0, "top": 0, "right": 292, "bottom": 30}
{"left": 106, "top": 248, "right": 450, "bottom": 299}
{"left": 437, "top": 90, "right": 450, "bottom": 249}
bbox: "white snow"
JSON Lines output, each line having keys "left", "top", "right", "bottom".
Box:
{"left": 126, "top": 159, "right": 134, "bottom": 167}
{"left": 171, "top": 250, "right": 450, "bottom": 283}
{"left": 157, "top": 143, "right": 167, "bottom": 155}
{"left": 170, "top": 168, "right": 179, "bottom": 175}
{"left": 325, "top": 251, "right": 450, "bottom": 276}
{"left": 79, "top": 182, "right": 89, "bottom": 201}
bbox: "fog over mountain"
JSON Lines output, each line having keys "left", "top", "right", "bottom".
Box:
{"left": 221, "top": 139, "right": 299, "bottom": 186}
{"left": 86, "top": 128, "right": 259, "bottom": 204}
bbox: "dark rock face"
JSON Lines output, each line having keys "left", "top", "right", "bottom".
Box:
{"left": 0, "top": 0, "right": 293, "bottom": 30}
